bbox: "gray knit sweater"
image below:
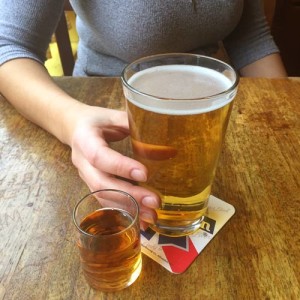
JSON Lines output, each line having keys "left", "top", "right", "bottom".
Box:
{"left": 0, "top": 0, "right": 278, "bottom": 76}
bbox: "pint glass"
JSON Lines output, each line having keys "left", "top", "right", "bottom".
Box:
{"left": 121, "top": 53, "right": 238, "bottom": 236}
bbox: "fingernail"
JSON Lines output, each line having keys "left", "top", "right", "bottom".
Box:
{"left": 130, "top": 169, "right": 147, "bottom": 182}
{"left": 140, "top": 212, "right": 156, "bottom": 224}
{"left": 142, "top": 196, "right": 159, "bottom": 209}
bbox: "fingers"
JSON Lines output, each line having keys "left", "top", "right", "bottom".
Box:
{"left": 94, "top": 108, "right": 130, "bottom": 142}
{"left": 140, "top": 220, "right": 151, "bottom": 231}
{"left": 77, "top": 158, "right": 161, "bottom": 227}
{"left": 72, "top": 124, "right": 148, "bottom": 183}
{"left": 92, "top": 145, "right": 149, "bottom": 182}
{"left": 70, "top": 107, "right": 161, "bottom": 229}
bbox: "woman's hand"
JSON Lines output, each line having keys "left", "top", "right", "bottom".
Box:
{"left": 69, "top": 105, "right": 160, "bottom": 230}
{"left": 0, "top": 59, "right": 160, "bottom": 229}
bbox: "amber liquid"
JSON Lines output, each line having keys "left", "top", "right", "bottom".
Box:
{"left": 78, "top": 208, "right": 141, "bottom": 291}
{"left": 128, "top": 102, "right": 232, "bottom": 236}
{"left": 126, "top": 65, "right": 234, "bottom": 236}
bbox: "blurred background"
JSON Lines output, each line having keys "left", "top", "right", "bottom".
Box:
{"left": 45, "top": 10, "right": 78, "bottom": 76}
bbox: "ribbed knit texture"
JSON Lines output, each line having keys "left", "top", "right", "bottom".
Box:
{"left": 0, "top": 0, "right": 279, "bottom": 76}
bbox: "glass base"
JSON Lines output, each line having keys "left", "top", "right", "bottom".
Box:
{"left": 149, "top": 216, "right": 205, "bottom": 237}
{"left": 88, "top": 257, "right": 142, "bottom": 292}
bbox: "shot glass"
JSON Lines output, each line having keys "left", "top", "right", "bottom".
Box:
{"left": 73, "top": 189, "right": 142, "bottom": 291}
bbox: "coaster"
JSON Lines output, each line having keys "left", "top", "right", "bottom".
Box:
{"left": 141, "top": 195, "right": 235, "bottom": 274}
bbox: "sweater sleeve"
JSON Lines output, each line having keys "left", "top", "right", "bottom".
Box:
{"left": 0, "top": 0, "right": 65, "bottom": 66}
{"left": 223, "top": 0, "right": 279, "bottom": 70}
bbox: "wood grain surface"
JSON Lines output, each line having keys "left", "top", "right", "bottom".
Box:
{"left": 0, "top": 77, "right": 299, "bottom": 299}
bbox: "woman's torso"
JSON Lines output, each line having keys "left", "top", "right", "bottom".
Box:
{"left": 70, "top": 0, "right": 243, "bottom": 76}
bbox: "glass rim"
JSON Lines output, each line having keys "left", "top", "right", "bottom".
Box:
{"left": 72, "top": 189, "right": 139, "bottom": 238}
{"left": 121, "top": 53, "right": 239, "bottom": 101}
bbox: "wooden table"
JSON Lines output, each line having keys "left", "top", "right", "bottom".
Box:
{"left": 0, "top": 77, "right": 299, "bottom": 299}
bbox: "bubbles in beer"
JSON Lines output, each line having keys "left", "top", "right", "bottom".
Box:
{"left": 125, "top": 64, "right": 235, "bottom": 236}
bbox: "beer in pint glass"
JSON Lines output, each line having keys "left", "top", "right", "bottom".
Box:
{"left": 121, "top": 53, "right": 238, "bottom": 236}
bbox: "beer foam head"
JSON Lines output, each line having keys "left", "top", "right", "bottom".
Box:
{"left": 125, "top": 65, "right": 238, "bottom": 115}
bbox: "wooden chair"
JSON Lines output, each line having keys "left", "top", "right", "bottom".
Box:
{"left": 264, "top": 0, "right": 277, "bottom": 27}
{"left": 54, "top": 1, "right": 75, "bottom": 75}
{"left": 271, "top": 0, "right": 300, "bottom": 76}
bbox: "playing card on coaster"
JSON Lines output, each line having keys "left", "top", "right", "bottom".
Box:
{"left": 141, "top": 195, "right": 235, "bottom": 274}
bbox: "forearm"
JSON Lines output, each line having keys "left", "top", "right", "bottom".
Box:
{"left": 0, "top": 58, "right": 84, "bottom": 145}
{"left": 239, "top": 53, "right": 287, "bottom": 78}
